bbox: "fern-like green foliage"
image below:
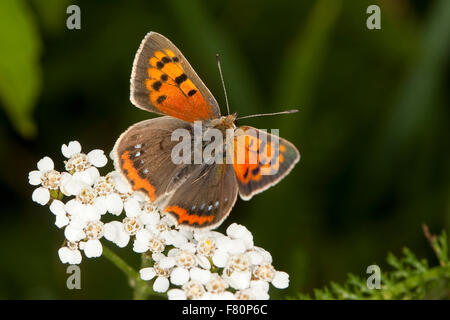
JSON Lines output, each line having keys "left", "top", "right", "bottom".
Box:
{"left": 292, "top": 228, "right": 450, "bottom": 300}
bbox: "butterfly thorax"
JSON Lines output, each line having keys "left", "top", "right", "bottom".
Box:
{"left": 207, "top": 113, "right": 237, "bottom": 133}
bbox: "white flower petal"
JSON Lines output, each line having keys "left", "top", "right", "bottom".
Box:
{"left": 226, "top": 223, "right": 253, "bottom": 249}
{"left": 179, "top": 242, "right": 196, "bottom": 253}
{"left": 50, "top": 200, "right": 66, "bottom": 216}
{"left": 167, "top": 248, "right": 180, "bottom": 258}
{"left": 28, "top": 170, "right": 42, "bottom": 185}
{"left": 87, "top": 149, "right": 107, "bottom": 167}
{"left": 225, "top": 271, "right": 251, "bottom": 290}
{"left": 73, "top": 168, "right": 98, "bottom": 186}
{"left": 106, "top": 193, "right": 123, "bottom": 215}
{"left": 140, "top": 267, "right": 156, "bottom": 280}
{"left": 55, "top": 214, "right": 69, "bottom": 228}
{"left": 215, "top": 292, "right": 235, "bottom": 300}
{"left": 159, "top": 256, "right": 176, "bottom": 269}
{"left": 85, "top": 167, "right": 100, "bottom": 185}
{"left": 170, "top": 267, "right": 190, "bottom": 286}
{"left": 140, "top": 210, "right": 160, "bottom": 226}
{"left": 59, "top": 172, "right": 73, "bottom": 196}
{"left": 94, "top": 196, "right": 108, "bottom": 215}
{"left": 62, "top": 141, "right": 81, "bottom": 158}
{"left": 189, "top": 268, "right": 211, "bottom": 285}
{"left": 104, "top": 221, "right": 130, "bottom": 248}
{"left": 64, "top": 224, "right": 85, "bottom": 242}
{"left": 212, "top": 249, "right": 228, "bottom": 268}
{"left": 110, "top": 171, "right": 131, "bottom": 193}
{"left": 228, "top": 239, "right": 246, "bottom": 254}
{"left": 135, "top": 229, "right": 152, "bottom": 242}
{"left": 65, "top": 199, "right": 82, "bottom": 216}
{"left": 133, "top": 239, "right": 149, "bottom": 253}
{"left": 250, "top": 280, "right": 270, "bottom": 293}
{"left": 58, "top": 247, "right": 71, "bottom": 264}
{"left": 196, "top": 255, "right": 211, "bottom": 270}
{"left": 254, "top": 246, "right": 273, "bottom": 264}
{"left": 32, "top": 187, "right": 50, "bottom": 205}
{"left": 83, "top": 239, "right": 103, "bottom": 258}
{"left": 58, "top": 247, "right": 82, "bottom": 264}
{"left": 215, "top": 235, "right": 232, "bottom": 252}
{"left": 83, "top": 204, "right": 102, "bottom": 222}
{"left": 272, "top": 271, "right": 289, "bottom": 289}
{"left": 167, "top": 289, "right": 187, "bottom": 300}
{"left": 247, "top": 251, "right": 264, "bottom": 265}
{"left": 161, "top": 216, "right": 175, "bottom": 227}
{"left": 152, "top": 252, "right": 165, "bottom": 262}
{"left": 178, "top": 228, "right": 194, "bottom": 240}
{"left": 124, "top": 198, "right": 141, "bottom": 217}
{"left": 153, "top": 277, "right": 169, "bottom": 293}
{"left": 37, "top": 156, "right": 54, "bottom": 172}
{"left": 162, "top": 230, "right": 187, "bottom": 248}
{"left": 193, "top": 230, "right": 214, "bottom": 241}
{"left": 251, "top": 289, "right": 269, "bottom": 300}
{"left": 61, "top": 176, "right": 87, "bottom": 196}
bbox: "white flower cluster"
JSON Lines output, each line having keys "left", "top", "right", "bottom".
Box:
{"left": 29, "top": 141, "right": 289, "bottom": 299}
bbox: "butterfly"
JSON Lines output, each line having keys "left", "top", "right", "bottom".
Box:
{"left": 113, "top": 32, "right": 300, "bottom": 230}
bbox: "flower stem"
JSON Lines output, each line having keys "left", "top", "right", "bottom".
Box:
{"left": 102, "top": 245, "right": 140, "bottom": 280}
{"left": 133, "top": 253, "right": 163, "bottom": 300}
{"left": 101, "top": 244, "right": 165, "bottom": 300}
{"left": 102, "top": 244, "right": 149, "bottom": 299}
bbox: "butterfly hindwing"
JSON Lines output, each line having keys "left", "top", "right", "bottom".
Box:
{"left": 231, "top": 126, "right": 300, "bottom": 200}
{"left": 162, "top": 163, "right": 239, "bottom": 229}
{"left": 131, "top": 32, "right": 221, "bottom": 122}
{"left": 113, "top": 116, "right": 196, "bottom": 202}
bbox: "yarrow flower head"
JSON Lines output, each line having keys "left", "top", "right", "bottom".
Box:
{"left": 29, "top": 140, "right": 290, "bottom": 299}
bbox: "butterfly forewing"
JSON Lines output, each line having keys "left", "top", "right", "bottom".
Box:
{"left": 130, "top": 32, "right": 221, "bottom": 122}
{"left": 231, "top": 126, "right": 300, "bottom": 200}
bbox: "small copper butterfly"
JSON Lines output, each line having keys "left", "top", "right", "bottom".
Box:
{"left": 113, "top": 32, "right": 300, "bottom": 229}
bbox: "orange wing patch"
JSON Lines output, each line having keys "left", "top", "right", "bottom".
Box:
{"left": 145, "top": 49, "right": 214, "bottom": 122}
{"left": 120, "top": 150, "right": 156, "bottom": 201}
{"left": 164, "top": 205, "right": 214, "bottom": 226}
{"left": 231, "top": 132, "right": 284, "bottom": 184}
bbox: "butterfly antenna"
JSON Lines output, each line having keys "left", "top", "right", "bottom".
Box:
{"left": 216, "top": 54, "right": 230, "bottom": 115}
{"left": 236, "top": 109, "right": 298, "bottom": 120}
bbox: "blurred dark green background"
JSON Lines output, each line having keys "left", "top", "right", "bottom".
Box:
{"left": 0, "top": 0, "right": 448, "bottom": 299}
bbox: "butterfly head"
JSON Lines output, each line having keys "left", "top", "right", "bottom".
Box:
{"left": 208, "top": 113, "right": 237, "bottom": 132}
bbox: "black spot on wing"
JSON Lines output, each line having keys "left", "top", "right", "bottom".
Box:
{"left": 152, "top": 81, "right": 162, "bottom": 91}
{"left": 156, "top": 95, "right": 167, "bottom": 104}
{"left": 243, "top": 167, "right": 249, "bottom": 179}
{"left": 175, "top": 73, "right": 187, "bottom": 85}
{"left": 188, "top": 89, "right": 197, "bottom": 96}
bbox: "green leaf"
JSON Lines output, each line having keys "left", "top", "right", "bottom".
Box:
{"left": 30, "top": 0, "right": 71, "bottom": 36}
{"left": 0, "top": 0, "right": 42, "bottom": 138}
{"left": 293, "top": 229, "right": 450, "bottom": 299}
